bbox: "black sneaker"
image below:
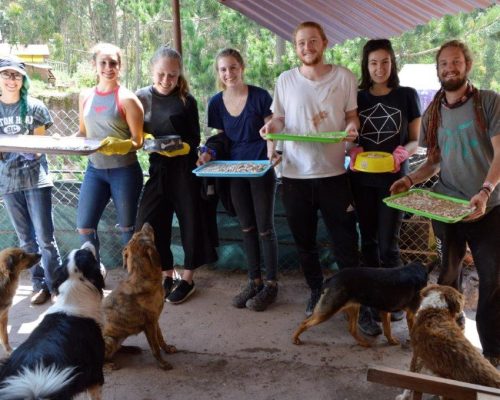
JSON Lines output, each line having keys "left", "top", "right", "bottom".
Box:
{"left": 232, "top": 280, "right": 263, "bottom": 308}
{"left": 167, "top": 280, "right": 195, "bottom": 304}
{"left": 358, "top": 306, "right": 382, "bottom": 336}
{"left": 305, "top": 288, "right": 322, "bottom": 317}
{"left": 245, "top": 281, "right": 278, "bottom": 311}
{"left": 163, "top": 276, "right": 174, "bottom": 299}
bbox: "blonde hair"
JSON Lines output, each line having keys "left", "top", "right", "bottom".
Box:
{"left": 293, "top": 21, "right": 327, "bottom": 45}
{"left": 90, "top": 42, "right": 122, "bottom": 67}
{"left": 151, "top": 46, "right": 190, "bottom": 104}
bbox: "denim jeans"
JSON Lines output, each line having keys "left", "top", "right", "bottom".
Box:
{"left": 230, "top": 170, "right": 278, "bottom": 281}
{"left": 432, "top": 205, "right": 500, "bottom": 358}
{"left": 77, "top": 161, "right": 143, "bottom": 261}
{"left": 280, "top": 174, "right": 359, "bottom": 290}
{"left": 3, "top": 186, "right": 61, "bottom": 292}
{"left": 351, "top": 183, "right": 403, "bottom": 268}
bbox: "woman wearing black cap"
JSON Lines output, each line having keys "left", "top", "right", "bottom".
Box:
{"left": 0, "top": 55, "right": 61, "bottom": 305}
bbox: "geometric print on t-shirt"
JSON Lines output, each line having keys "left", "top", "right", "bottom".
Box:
{"left": 359, "top": 103, "right": 401, "bottom": 144}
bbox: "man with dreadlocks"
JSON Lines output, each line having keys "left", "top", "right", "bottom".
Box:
{"left": 391, "top": 40, "right": 500, "bottom": 367}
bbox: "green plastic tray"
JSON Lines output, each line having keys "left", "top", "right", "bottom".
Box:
{"left": 266, "top": 131, "right": 347, "bottom": 143}
{"left": 383, "top": 189, "right": 474, "bottom": 223}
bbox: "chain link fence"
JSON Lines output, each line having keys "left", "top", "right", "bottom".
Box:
{"left": 0, "top": 109, "right": 450, "bottom": 271}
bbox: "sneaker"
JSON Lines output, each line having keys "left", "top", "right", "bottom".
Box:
{"left": 305, "top": 288, "right": 322, "bottom": 317}
{"left": 31, "top": 289, "right": 51, "bottom": 305}
{"left": 163, "top": 276, "right": 174, "bottom": 299}
{"left": 245, "top": 281, "right": 278, "bottom": 311}
{"left": 358, "top": 306, "right": 382, "bottom": 336}
{"left": 232, "top": 280, "right": 263, "bottom": 308}
{"left": 167, "top": 280, "right": 195, "bottom": 304}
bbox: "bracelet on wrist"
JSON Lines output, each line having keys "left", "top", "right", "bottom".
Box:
{"left": 404, "top": 175, "right": 414, "bottom": 187}
{"left": 479, "top": 187, "right": 491, "bottom": 199}
{"left": 482, "top": 181, "right": 495, "bottom": 193}
{"left": 197, "top": 145, "right": 216, "bottom": 159}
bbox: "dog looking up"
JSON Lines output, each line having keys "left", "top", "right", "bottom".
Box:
{"left": 0, "top": 242, "right": 106, "bottom": 400}
{"left": 103, "top": 222, "right": 177, "bottom": 370}
{"left": 409, "top": 284, "right": 500, "bottom": 387}
{"left": 293, "top": 261, "right": 432, "bottom": 347}
{"left": 0, "top": 248, "right": 41, "bottom": 355}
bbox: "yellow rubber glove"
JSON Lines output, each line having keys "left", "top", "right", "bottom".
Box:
{"left": 157, "top": 143, "right": 190, "bottom": 157}
{"left": 98, "top": 136, "right": 134, "bottom": 155}
{"left": 143, "top": 133, "right": 154, "bottom": 140}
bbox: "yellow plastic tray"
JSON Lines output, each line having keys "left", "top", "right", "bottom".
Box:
{"left": 353, "top": 151, "right": 393, "bottom": 173}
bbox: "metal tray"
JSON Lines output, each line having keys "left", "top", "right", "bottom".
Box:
{"left": 383, "top": 189, "right": 474, "bottom": 223}
{"left": 0, "top": 135, "right": 103, "bottom": 155}
{"left": 266, "top": 131, "right": 347, "bottom": 143}
{"left": 192, "top": 160, "right": 273, "bottom": 178}
{"left": 143, "top": 135, "right": 183, "bottom": 152}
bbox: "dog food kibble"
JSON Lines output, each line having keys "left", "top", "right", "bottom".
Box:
{"left": 201, "top": 163, "right": 268, "bottom": 174}
{"left": 391, "top": 191, "right": 472, "bottom": 219}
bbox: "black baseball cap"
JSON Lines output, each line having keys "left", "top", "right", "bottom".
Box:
{"left": 0, "top": 55, "right": 27, "bottom": 76}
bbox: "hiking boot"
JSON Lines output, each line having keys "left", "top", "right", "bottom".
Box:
{"left": 167, "top": 280, "right": 195, "bottom": 304}
{"left": 305, "top": 288, "right": 322, "bottom": 317}
{"left": 358, "top": 306, "right": 382, "bottom": 336}
{"left": 31, "top": 288, "right": 51, "bottom": 305}
{"left": 232, "top": 280, "right": 263, "bottom": 308}
{"left": 245, "top": 281, "right": 278, "bottom": 312}
{"left": 163, "top": 276, "right": 174, "bottom": 299}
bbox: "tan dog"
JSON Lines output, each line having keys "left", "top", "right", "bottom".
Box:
{"left": 0, "top": 248, "right": 41, "bottom": 354}
{"left": 102, "top": 223, "right": 176, "bottom": 369}
{"left": 398, "top": 284, "right": 500, "bottom": 399}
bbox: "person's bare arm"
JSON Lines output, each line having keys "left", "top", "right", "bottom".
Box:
{"left": 121, "top": 90, "right": 144, "bottom": 149}
{"left": 344, "top": 109, "right": 359, "bottom": 142}
{"left": 389, "top": 157, "right": 440, "bottom": 195}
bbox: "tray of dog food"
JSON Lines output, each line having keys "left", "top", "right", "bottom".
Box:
{"left": 192, "top": 160, "right": 273, "bottom": 178}
{"left": 266, "top": 131, "right": 347, "bottom": 143}
{"left": 0, "top": 134, "right": 103, "bottom": 155}
{"left": 142, "top": 135, "right": 184, "bottom": 152}
{"left": 383, "top": 189, "right": 474, "bottom": 223}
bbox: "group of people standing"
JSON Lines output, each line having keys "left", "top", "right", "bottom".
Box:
{"left": 0, "top": 20, "right": 498, "bottom": 366}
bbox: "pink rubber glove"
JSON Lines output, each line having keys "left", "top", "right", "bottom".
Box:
{"left": 348, "top": 146, "right": 364, "bottom": 170}
{"left": 392, "top": 145, "right": 410, "bottom": 173}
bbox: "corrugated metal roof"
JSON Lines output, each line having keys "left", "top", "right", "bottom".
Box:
{"left": 218, "top": 0, "right": 495, "bottom": 46}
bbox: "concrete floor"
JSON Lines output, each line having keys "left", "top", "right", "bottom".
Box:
{"left": 4, "top": 266, "right": 481, "bottom": 400}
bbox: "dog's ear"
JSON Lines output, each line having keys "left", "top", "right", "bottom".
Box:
{"left": 146, "top": 246, "right": 161, "bottom": 269}
{"left": 442, "top": 287, "right": 464, "bottom": 316}
{"left": 5, "top": 255, "right": 15, "bottom": 271}
{"left": 122, "top": 247, "right": 128, "bottom": 270}
{"left": 81, "top": 241, "right": 96, "bottom": 258}
{"left": 52, "top": 265, "right": 69, "bottom": 295}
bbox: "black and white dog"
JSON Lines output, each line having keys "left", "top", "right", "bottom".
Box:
{"left": 0, "top": 242, "right": 105, "bottom": 400}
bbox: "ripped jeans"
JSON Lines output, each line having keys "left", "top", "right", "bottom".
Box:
{"left": 77, "top": 161, "right": 143, "bottom": 262}
{"left": 230, "top": 170, "right": 278, "bottom": 281}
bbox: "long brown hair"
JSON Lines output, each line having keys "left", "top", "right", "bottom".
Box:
{"left": 424, "top": 40, "right": 486, "bottom": 162}
{"left": 359, "top": 39, "right": 399, "bottom": 90}
{"left": 150, "top": 46, "right": 190, "bottom": 104}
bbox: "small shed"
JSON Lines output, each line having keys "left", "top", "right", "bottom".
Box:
{"left": 0, "top": 44, "right": 56, "bottom": 85}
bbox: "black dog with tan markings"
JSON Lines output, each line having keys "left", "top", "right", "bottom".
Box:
{"left": 102, "top": 223, "right": 177, "bottom": 369}
{"left": 293, "top": 261, "right": 433, "bottom": 347}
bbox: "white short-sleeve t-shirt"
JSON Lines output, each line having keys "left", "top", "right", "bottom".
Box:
{"left": 271, "top": 65, "right": 358, "bottom": 178}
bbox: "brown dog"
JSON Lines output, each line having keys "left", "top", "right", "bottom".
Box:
{"left": 102, "top": 223, "right": 176, "bottom": 369}
{"left": 398, "top": 284, "right": 500, "bottom": 399}
{"left": 0, "top": 248, "right": 41, "bottom": 354}
{"left": 293, "top": 261, "right": 431, "bottom": 347}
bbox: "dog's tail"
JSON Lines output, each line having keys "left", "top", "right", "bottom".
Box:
{"left": 0, "top": 364, "right": 76, "bottom": 399}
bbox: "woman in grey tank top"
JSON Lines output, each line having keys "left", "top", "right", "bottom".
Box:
{"left": 75, "top": 43, "right": 144, "bottom": 267}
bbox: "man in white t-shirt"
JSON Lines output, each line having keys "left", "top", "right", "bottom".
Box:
{"left": 260, "top": 21, "right": 359, "bottom": 316}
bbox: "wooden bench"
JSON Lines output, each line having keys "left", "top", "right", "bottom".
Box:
{"left": 367, "top": 366, "right": 500, "bottom": 400}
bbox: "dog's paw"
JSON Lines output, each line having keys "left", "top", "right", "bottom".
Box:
{"left": 387, "top": 337, "right": 400, "bottom": 346}
{"left": 292, "top": 337, "right": 303, "bottom": 345}
{"left": 162, "top": 344, "right": 177, "bottom": 354}
{"left": 104, "top": 361, "right": 121, "bottom": 372}
{"left": 158, "top": 359, "right": 173, "bottom": 370}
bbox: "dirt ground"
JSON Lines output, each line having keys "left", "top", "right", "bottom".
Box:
{"left": 5, "top": 265, "right": 481, "bottom": 400}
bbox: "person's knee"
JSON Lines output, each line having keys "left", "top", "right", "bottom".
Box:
{"left": 241, "top": 226, "right": 256, "bottom": 234}
{"left": 259, "top": 228, "right": 275, "bottom": 240}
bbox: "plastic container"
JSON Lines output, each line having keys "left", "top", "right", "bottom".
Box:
{"left": 192, "top": 160, "right": 273, "bottom": 178}
{"left": 353, "top": 151, "right": 394, "bottom": 173}
{"left": 266, "top": 131, "right": 346, "bottom": 143}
